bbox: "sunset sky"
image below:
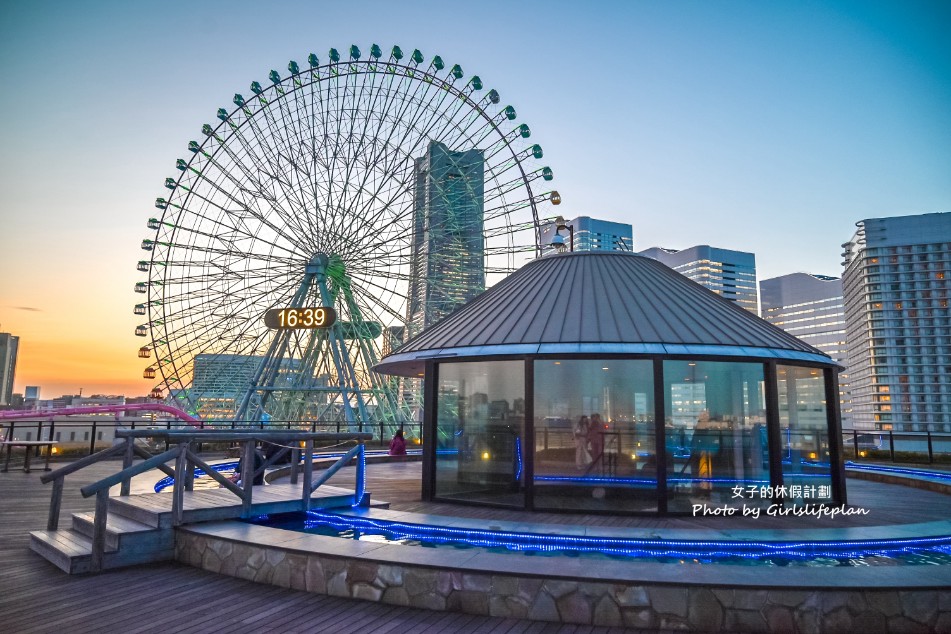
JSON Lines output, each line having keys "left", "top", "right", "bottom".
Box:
{"left": 1, "top": 0, "right": 949, "bottom": 398}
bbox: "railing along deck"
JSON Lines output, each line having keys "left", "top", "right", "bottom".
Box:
{"left": 39, "top": 429, "right": 372, "bottom": 572}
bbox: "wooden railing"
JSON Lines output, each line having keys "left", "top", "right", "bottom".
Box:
{"left": 40, "top": 429, "right": 372, "bottom": 572}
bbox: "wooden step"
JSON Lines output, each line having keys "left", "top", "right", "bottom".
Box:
{"left": 30, "top": 529, "right": 174, "bottom": 575}
{"left": 71, "top": 512, "right": 173, "bottom": 552}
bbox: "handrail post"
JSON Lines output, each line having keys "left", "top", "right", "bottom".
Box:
{"left": 290, "top": 447, "right": 300, "bottom": 485}
{"left": 240, "top": 440, "right": 254, "bottom": 518}
{"left": 302, "top": 439, "right": 313, "bottom": 512}
{"left": 889, "top": 431, "right": 895, "bottom": 462}
{"left": 354, "top": 441, "right": 366, "bottom": 506}
{"left": 48, "top": 478, "right": 64, "bottom": 531}
{"left": 90, "top": 420, "right": 98, "bottom": 455}
{"left": 91, "top": 489, "right": 109, "bottom": 573}
{"left": 120, "top": 438, "right": 134, "bottom": 496}
{"left": 172, "top": 443, "right": 187, "bottom": 526}
{"left": 184, "top": 447, "right": 196, "bottom": 492}
{"left": 927, "top": 431, "right": 934, "bottom": 464}
{"left": 852, "top": 430, "right": 859, "bottom": 460}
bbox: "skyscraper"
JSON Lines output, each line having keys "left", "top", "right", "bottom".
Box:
{"left": 760, "top": 273, "right": 851, "bottom": 427}
{"left": 538, "top": 216, "right": 633, "bottom": 254}
{"left": 0, "top": 332, "right": 19, "bottom": 406}
{"left": 841, "top": 212, "right": 951, "bottom": 432}
{"left": 406, "top": 141, "right": 485, "bottom": 338}
{"left": 638, "top": 245, "right": 759, "bottom": 314}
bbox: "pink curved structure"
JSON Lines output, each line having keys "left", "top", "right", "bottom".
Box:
{"left": 0, "top": 403, "right": 202, "bottom": 426}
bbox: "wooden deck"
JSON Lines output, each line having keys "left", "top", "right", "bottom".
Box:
{"left": 0, "top": 458, "right": 643, "bottom": 634}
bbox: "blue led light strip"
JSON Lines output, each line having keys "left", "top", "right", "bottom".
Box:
{"left": 303, "top": 510, "right": 951, "bottom": 561}
{"left": 846, "top": 461, "right": 951, "bottom": 481}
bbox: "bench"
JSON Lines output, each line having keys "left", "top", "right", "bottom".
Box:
{"left": 1, "top": 440, "right": 57, "bottom": 473}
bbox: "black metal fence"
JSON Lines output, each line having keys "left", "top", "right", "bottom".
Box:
{"left": 1, "top": 418, "right": 423, "bottom": 458}
{"left": 841, "top": 429, "right": 951, "bottom": 465}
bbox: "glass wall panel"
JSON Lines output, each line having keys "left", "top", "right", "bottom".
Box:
{"left": 434, "top": 361, "right": 524, "bottom": 506}
{"left": 778, "top": 365, "right": 833, "bottom": 505}
{"left": 533, "top": 359, "right": 656, "bottom": 512}
{"left": 664, "top": 360, "right": 768, "bottom": 512}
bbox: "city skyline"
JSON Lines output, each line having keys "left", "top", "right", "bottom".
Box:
{"left": 1, "top": 1, "right": 949, "bottom": 397}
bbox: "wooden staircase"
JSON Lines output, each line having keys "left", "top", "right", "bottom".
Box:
{"left": 30, "top": 483, "right": 368, "bottom": 574}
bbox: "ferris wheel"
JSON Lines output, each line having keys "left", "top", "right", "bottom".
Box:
{"left": 134, "top": 44, "right": 558, "bottom": 427}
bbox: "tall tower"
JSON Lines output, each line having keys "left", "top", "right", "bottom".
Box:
{"left": 0, "top": 332, "right": 20, "bottom": 406}
{"left": 760, "top": 273, "right": 851, "bottom": 427}
{"left": 842, "top": 212, "right": 951, "bottom": 432}
{"left": 406, "top": 141, "right": 485, "bottom": 337}
{"left": 638, "top": 245, "right": 759, "bottom": 314}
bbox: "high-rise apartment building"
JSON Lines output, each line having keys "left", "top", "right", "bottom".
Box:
{"left": 760, "top": 273, "right": 851, "bottom": 427}
{"left": 406, "top": 141, "right": 485, "bottom": 338}
{"left": 0, "top": 332, "right": 19, "bottom": 406}
{"left": 841, "top": 212, "right": 951, "bottom": 432}
{"left": 538, "top": 216, "right": 633, "bottom": 254}
{"left": 638, "top": 245, "right": 759, "bottom": 314}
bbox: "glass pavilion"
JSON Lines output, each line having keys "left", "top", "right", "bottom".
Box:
{"left": 376, "top": 252, "right": 846, "bottom": 515}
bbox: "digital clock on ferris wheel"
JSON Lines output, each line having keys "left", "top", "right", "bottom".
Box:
{"left": 263, "top": 307, "right": 337, "bottom": 329}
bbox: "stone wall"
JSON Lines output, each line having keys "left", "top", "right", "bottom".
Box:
{"left": 176, "top": 531, "right": 950, "bottom": 633}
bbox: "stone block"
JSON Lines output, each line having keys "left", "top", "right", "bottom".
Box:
{"left": 518, "top": 577, "right": 544, "bottom": 601}
{"left": 622, "top": 608, "right": 655, "bottom": 629}
{"left": 687, "top": 588, "right": 723, "bottom": 631}
{"left": 734, "top": 589, "right": 768, "bottom": 611}
{"left": 763, "top": 605, "right": 795, "bottom": 633}
{"left": 886, "top": 616, "right": 931, "bottom": 634}
{"left": 265, "top": 548, "right": 285, "bottom": 567}
{"left": 246, "top": 547, "right": 266, "bottom": 570}
{"left": 461, "top": 573, "right": 491, "bottom": 593}
{"left": 543, "top": 580, "right": 577, "bottom": 599}
{"left": 821, "top": 607, "right": 853, "bottom": 634}
{"left": 726, "top": 609, "right": 768, "bottom": 633}
{"left": 409, "top": 592, "right": 446, "bottom": 611}
{"left": 528, "top": 591, "right": 559, "bottom": 622}
{"left": 352, "top": 582, "right": 383, "bottom": 602}
{"left": 821, "top": 591, "right": 851, "bottom": 612}
{"left": 382, "top": 586, "right": 409, "bottom": 607}
{"left": 405, "top": 569, "right": 434, "bottom": 596}
{"left": 614, "top": 585, "right": 650, "bottom": 607}
{"left": 648, "top": 586, "right": 688, "bottom": 618}
{"left": 347, "top": 561, "right": 379, "bottom": 584}
{"left": 304, "top": 557, "right": 325, "bottom": 593}
{"left": 327, "top": 570, "right": 348, "bottom": 597}
{"left": 201, "top": 549, "right": 222, "bottom": 574}
{"left": 712, "top": 588, "right": 734, "bottom": 608}
{"left": 253, "top": 562, "right": 273, "bottom": 583}
{"left": 934, "top": 612, "right": 951, "bottom": 634}
{"left": 658, "top": 615, "right": 690, "bottom": 630}
{"left": 377, "top": 564, "right": 403, "bottom": 587}
{"left": 793, "top": 607, "right": 819, "bottom": 634}
{"left": 867, "top": 591, "right": 902, "bottom": 617}
{"left": 449, "top": 590, "right": 489, "bottom": 615}
{"left": 593, "top": 595, "right": 622, "bottom": 627}
{"left": 556, "top": 591, "right": 592, "bottom": 624}
{"left": 492, "top": 575, "right": 518, "bottom": 597}
{"left": 767, "top": 590, "right": 811, "bottom": 608}
{"left": 900, "top": 590, "right": 938, "bottom": 626}
{"left": 271, "top": 562, "right": 290, "bottom": 588}
{"left": 852, "top": 610, "right": 887, "bottom": 632}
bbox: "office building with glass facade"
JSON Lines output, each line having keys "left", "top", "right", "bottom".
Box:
{"left": 639, "top": 245, "right": 759, "bottom": 314}
{"left": 538, "top": 216, "right": 634, "bottom": 255}
{"left": 0, "top": 332, "right": 19, "bottom": 406}
{"left": 841, "top": 212, "right": 951, "bottom": 432}
{"left": 760, "top": 273, "right": 851, "bottom": 428}
{"left": 377, "top": 252, "right": 845, "bottom": 515}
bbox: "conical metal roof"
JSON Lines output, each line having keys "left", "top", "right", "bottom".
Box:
{"left": 376, "top": 252, "right": 833, "bottom": 376}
